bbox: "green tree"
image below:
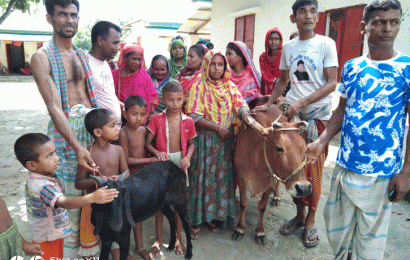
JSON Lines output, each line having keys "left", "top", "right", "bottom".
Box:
{"left": 73, "top": 19, "right": 131, "bottom": 52}
{"left": 0, "top": 0, "right": 42, "bottom": 25}
{"left": 73, "top": 21, "right": 92, "bottom": 52}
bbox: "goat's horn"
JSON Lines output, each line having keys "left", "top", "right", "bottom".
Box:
{"left": 117, "top": 170, "right": 129, "bottom": 182}
{"left": 90, "top": 175, "right": 107, "bottom": 187}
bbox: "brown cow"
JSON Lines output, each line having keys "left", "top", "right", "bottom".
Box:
{"left": 232, "top": 103, "right": 312, "bottom": 245}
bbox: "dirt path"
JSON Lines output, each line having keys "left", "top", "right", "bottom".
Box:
{"left": 1, "top": 76, "right": 409, "bottom": 260}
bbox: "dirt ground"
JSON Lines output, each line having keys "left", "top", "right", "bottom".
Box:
{"left": 1, "top": 76, "right": 409, "bottom": 260}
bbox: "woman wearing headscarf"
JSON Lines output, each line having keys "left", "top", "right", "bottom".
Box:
{"left": 186, "top": 51, "right": 268, "bottom": 239}
{"left": 259, "top": 27, "right": 283, "bottom": 95}
{"left": 112, "top": 43, "right": 158, "bottom": 116}
{"left": 169, "top": 39, "right": 188, "bottom": 79}
{"left": 175, "top": 44, "right": 208, "bottom": 98}
{"left": 226, "top": 41, "right": 262, "bottom": 109}
{"left": 149, "top": 55, "right": 172, "bottom": 113}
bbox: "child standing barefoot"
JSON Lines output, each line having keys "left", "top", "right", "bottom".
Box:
{"left": 146, "top": 81, "right": 196, "bottom": 257}
{"left": 119, "top": 95, "right": 158, "bottom": 260}
{"left": 76, "top": 109, "right": 129, "bottom": 260}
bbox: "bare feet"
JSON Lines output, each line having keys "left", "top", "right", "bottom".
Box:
{"left": 149, "top": 240, "right": 162, "bottom": 257}
{"left": 174, "top": 239, "right": 186, "bottom": 255}
{"left": 135, "top": 248, "right": 153, "bottom": 260}
{"left": 127, "top": 254, "right": 136, "bottom": 260}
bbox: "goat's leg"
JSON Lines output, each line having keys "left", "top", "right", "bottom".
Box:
{"left": 255, "top": 186, "right": 273, "bottom": 246}
{"left": 162, "top": 204, "right": 177, "bottom": 252}
{"left": 174, "top": 203, "right": 193, "bottom": 259}
{"left": 232, "top": 175, "right": 248, "bottom": 241}
{"left": 99, "top": 240, "right": 113, "bottom": 260}
{"left": 118, "top": 233, "right": 131, "bottom": 260}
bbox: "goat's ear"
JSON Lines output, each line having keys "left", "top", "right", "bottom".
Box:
{"left": 117, "top": 170, "right": 129, "bottom": 182}
{"left": 90, "top": 175, "right": 107, "bottom": 187}
{"left": 93, "top": 211, "right": 103, "bottom": 235}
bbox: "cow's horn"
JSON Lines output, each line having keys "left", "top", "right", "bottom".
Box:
{"left": 90, "top": 175, "right": 107, "bottom": 187}
{"left": 297, "top": 121, "right": 308, "bottom": 132}
{"left": 117, "top": 170, "right": 129, "bottom": 182}
{"left": 272, "top": 122, "right": 282, "bottom": 128}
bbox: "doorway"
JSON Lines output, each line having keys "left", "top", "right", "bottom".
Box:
{"left": 6, "top": 42, "right": 25, "bottom": 73}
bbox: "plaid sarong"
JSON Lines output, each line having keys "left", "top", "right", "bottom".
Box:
{"left": 42, "top": 38, "right": 98, "bottom": 150}
{"left": 299, "top": 102, "right": 332, "bottom": 143}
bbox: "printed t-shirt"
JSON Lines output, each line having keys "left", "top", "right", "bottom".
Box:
{"left": 280, "top": 35, "right": 338, "bottom": 119}
{"left": 25, "top": 172, "right": 71, "bottom": 243}
{"left": 337, "top": 53, "right": 410, "bottom": 178}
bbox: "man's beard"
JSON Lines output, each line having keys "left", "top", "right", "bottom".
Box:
{"left": 56, "top": 29, "right": 77, "bottom": 39}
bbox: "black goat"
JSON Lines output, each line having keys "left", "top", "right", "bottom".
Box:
{"left": 90, "top": 160, "right": 193, "bottom": 260}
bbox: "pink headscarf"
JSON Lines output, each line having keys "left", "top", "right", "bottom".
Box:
{"left": 117, "top": 43, "right": 145, "bottom": 68}
{"left": 112, "top": 43, "right": 158, "bottom": 113}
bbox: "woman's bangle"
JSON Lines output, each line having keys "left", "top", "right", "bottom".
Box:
{"left": 218, "top": 125, "right": 222, "bottom": 132}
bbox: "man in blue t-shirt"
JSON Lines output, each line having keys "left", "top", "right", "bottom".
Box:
{"left": 306, "top": 0, "right": 410, "bottom": 259}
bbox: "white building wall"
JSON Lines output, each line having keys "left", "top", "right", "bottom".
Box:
{"left": 212, "top": 0, "right": 410, "bottom": 71}
{"left": 0, "top": 41, "right": 7, "bottom": 68}
{"left": 23, "top": 42, "right": 39, "bottom": 64}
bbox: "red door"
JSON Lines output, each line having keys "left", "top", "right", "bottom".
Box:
{"left": 314, "top": 12, "right": 326, "bottom": 35}
{"left": 235, "top": 14, "right": 255, "bottom": 55}
{"left": 338, "top": 5, "right": 366, "bottom": 74}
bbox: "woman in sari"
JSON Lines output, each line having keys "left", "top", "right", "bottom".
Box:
{"left": 149, "top": 55, "right": 172, "bottom": 113}
{"left": 112, "top": 43, "right": 158, "bottom": 116}
{"left": 186, "top": 51, "right": 268, "bottom": 239}
{"left": 259, "top": 27, "right": 283, "bottom": 95}
{"left": 226, "top": 41, "right": 262, "bottom": 109}
{"left": 175, "top": 44, "right": 208, "bottom": 98}
{"left": 169, "top": 39, "right": 188, "bottom": 79}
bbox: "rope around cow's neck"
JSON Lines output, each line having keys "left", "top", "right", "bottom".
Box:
{"left": 263, "top": 140, "right": 307, "bottom": 184}
{"left": 263, "top": 102, "right": 307, "bottom": 184}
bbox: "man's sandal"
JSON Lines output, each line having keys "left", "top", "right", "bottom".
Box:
{"left": 279, "top": 218, "right": 305, "bottom": 235}
{"left": 303, "top": 227, "right": 319, "bottom": 248}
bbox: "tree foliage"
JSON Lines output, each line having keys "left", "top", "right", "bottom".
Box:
{"left": 0, "top": 0, "right": 42, "bottom": 25}
{"left": 73, "top": 21, "right": 93, "bottom": 52}
{"left": 73, "top": 19, "right": 132, "bottom": 52}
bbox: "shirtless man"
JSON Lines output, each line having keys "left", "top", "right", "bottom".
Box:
{"left": 31, "top": 0, "right": 98, "bottom": 257}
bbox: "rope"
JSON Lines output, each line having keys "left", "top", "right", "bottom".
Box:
{"left": 262, "top": 102, "right": 306, "bottom": 184}
{"left": 263, "top": 139, "right": 306, "bottom": 184}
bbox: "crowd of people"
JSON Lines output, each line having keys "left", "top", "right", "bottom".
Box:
{"left": 1, "top": 0, "right": 409, "bottom": 260}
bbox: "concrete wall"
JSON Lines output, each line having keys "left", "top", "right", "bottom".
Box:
{"left": 0, "top": 41, "right": 7, "bottom": 68}
{"left": 23, "top": 42, "right": 39, "bottom": 65}
{"left": 211, "top": 0, "right": 410, "bottom": 71}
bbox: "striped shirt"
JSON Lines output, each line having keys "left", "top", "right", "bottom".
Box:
{"left": 26, "top": 172, "right": 71, "bottom": 243}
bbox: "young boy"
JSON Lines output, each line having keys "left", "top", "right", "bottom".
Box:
{"left": 14, "top": 133, "right": 118, "bottom": 260}
{"left": 119, "top": 95, "right": 158, "bottom": 260}
{"left": 76, "top": 108, "right": 129, "bottom": 260}
{"left": 146, "top": 81, "right": 196, "bottom": 257}
{"left": 0, "top": 195, "right": 43, "bottom": 259}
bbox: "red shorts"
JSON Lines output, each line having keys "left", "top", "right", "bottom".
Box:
{"left": 39, "top": 239, "right": 64, "bottom": 260}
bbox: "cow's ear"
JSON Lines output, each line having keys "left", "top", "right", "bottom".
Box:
{"left": 90, "top": 175, "right": 107, "bottom": 187}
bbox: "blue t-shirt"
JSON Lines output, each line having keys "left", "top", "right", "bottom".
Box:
{"left": 337, "top": 53, "right": 410, "bottom": 178}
